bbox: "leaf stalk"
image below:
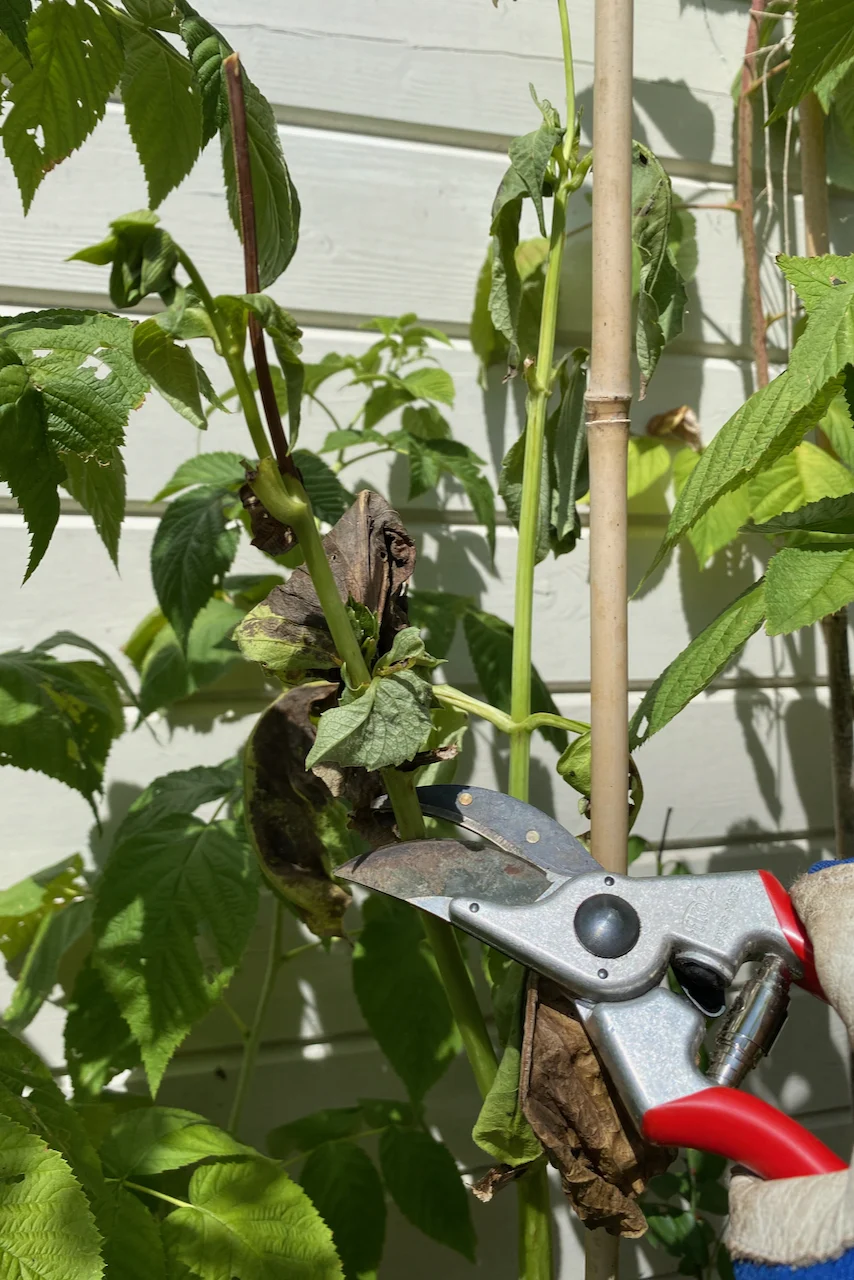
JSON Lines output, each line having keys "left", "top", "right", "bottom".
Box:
{"left": 229, "top": 899, "right": 286, "bottom": 1135}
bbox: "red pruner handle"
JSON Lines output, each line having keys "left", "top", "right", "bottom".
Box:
{"left": 760, "top": 870, "right": 825, "bottom": 999}
{"left": 644, "top": 1088, "right": 846, "bottom": 1179}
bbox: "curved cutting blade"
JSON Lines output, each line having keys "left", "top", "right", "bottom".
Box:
{"left": 337, "top": 784, "right": 598, "bottom": 920}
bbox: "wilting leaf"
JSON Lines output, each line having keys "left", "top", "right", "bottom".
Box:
{"left": 632, "top": 143, "right": 687, "bottom": 395}
{"left": 243, "top": 685, "right": 354, "bottom": 937}
{"left": 235, "top": 491, "right": 415, "bottom": 682}
{"left": 522, "top": 978, "right": 671, "bottom": 1236}
{"left": 472, "top": 965, "right": 542, "bottom": 1166}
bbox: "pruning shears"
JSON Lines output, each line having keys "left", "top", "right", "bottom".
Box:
{"left": 339, "top": 785, "right": 846, "bottom": 1181}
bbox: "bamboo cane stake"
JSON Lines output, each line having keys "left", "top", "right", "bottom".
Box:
{"left": 798, "top": 93, "right": 854, "bottom": 859}
{"left": 584, "top": 0, "right": 634, "bottom": 1276}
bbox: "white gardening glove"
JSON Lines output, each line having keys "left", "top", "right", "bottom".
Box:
{"left": 728, "top": 861, "right": 854, "bottom": 1277}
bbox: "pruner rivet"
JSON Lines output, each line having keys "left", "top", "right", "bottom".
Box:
{"left": 459, "top": 792, "right": 473, "bottom": 806}
{"left": 604, "top": 876, "right": 614, "bottom": 886}
{"left": 470, "top": 902, "right": 480, "bottom": 913}
{"left": 526, "top": 829, "right": 540, "bottom": 844}
{"left": 598, "top": 968, "right": 609, "bottom": 979}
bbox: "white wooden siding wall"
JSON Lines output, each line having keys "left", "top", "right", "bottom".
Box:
{"left": 0, "top": 1, "right": 852, "bottom": 1274}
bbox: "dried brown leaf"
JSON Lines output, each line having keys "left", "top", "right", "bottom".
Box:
{"left": 520, "top": 977, "right": 673, "bottom": 1237}
{"left": 645, "top": 404, "right": 702, "bottom": 452}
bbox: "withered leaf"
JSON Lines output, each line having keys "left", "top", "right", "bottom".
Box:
{"left": 520, "top": 977, "right": 673, "bottom": 1237}
{"left": 243, "top": 682, "right": 354, "bottom": 937}
{"left": 240, "top": 475, "right": 298, "bottom": 557}
{"left": 235, "top": 491, "right": 416, "bottom": 683}
{"left": 645, "top": 404, "right": 702, "bottom": 452}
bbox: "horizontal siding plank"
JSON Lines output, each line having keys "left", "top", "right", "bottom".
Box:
{"left": 199, "top": 0, "right": 749, "bottom": 170}
{"left": 0, "top": 109, "right": 838, "bottom": 351}
{"left": 0, "top": 510, "right": 830, "bottom": 688}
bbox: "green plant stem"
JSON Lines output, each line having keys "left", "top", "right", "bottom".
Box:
{"left": 381, "top": 770, "right": 498, "bottom": 1101}
{"left": 508, "top": 184, "right": 570, "bottom": 800}
{"left": 512, "top": 8, "right": 576, "bottom": 1275}
{"left": 122, "top": 1181, "right": 192, "bottom": 1212}
{"left": 434, "top": 684, "right": 587, "bottom": 738}
{"left": 228, "top": 899, "right": 285, "bottom": 1135}
{"left": 175, "top": 248, "right": 272, "bottom": 464}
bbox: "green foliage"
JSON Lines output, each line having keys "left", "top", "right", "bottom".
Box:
{"left": 306, "top": 628, "right": 439, "bottom": 772}
{"left": 472, "top": 965, "right": 541, "bottom": 1166}
{"left": 292, "top": 450, "right": 354, "bottom": 525}
{"left": 0, "top": 648, "right": 124, "bottom": 810}
{"left": 267, "top": 1100, "right": 415, "bottom": 1159}
{"left": 121, "top": 30, "right": 203, "bottom": 207}
{"left": 462, "top": 608, "right": 567, "bottom": 751}
{"left": 133, "top": 318, "right": 207, "bottom": 429}
{"left": 642, "top": 1151, "right": 732, "bottom": 1280}
{"left": 300, "top": 1142, "right": 386, "bottom": 1280}
{"left": 96, "top": 1183, "right": 166, "bottom": 1280}
{"left": 100, "top": 1107, "right": 249, "bottom": 1178}
{"left": 765, "top": 545, "right": 854, "bottom": 634}
{"left": 92, "top": 811, "right": 259, "bottom": 1092}
{"left": 379, "top": 1124, "right": 476, "bottom": 1262}
{"left": 237, "top": 295, "right": 305, "bottom": 436}
{"left": 151, "top": 485, "right": 241, "bottom": 647}
{"left": 0, "top": 0, "right": 31, "bottom": 59}
{"left": 65, "top": 960, "right": 141, "bottom": 1098}
{"left": 0, "top": 309, "right": 147, "bottom": 573}
{"left": 772, "top": 0, "right": 854, "bottom": 120}
{"left": 71, "top": 211, "right": 180, "bottom": 311}
{"left": 161, "top": 1158, "right": 343, "bottom": 1280}
{"left": 500, "top": 349, "right": 589, "bottom": 562}
{"left": 4, "top": 894, "right": 90, "bottom": 1033}
{"left": 632, "top": 142, "right": 688, "bottom": 395}
{"left": 353, "top": 894, "right": 461, "bottom": 1102}
{"left": 0, "top": 0, "right": 123, "bottom": 211}
{"left": 750, "top": 492, "right": 854, "bottom": 536}
{"left": 630, "top": 581, "right": 766, "bottom": 749}
{"left": 155, "top": 451, "right": 246, "bottom": 500}
{"left": 0, "top": 1113, "right": 103, "bottom": 1280}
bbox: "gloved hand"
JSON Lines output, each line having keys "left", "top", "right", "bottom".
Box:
{"left": 727, "top": 860, "right": 854, "bottom": 1278}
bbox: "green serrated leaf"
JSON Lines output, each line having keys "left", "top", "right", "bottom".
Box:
{"left": 507, "top": 120, "right": 561, "bottom": 236}
{"left": 133, "top": 318, "right": 206, "bottom": 430}
{"left": 379, "top": 1126, "right": 476, "bottom": 1262}
{"left": 177, "top": 6, "right": 228, "bottom": 145}
{"left": 93, "top": 814, "right": 259, "bottom": 1092}
{"left": 819, "top": 392, "right": 854, "bottom": 467}
{"left": 162, "top": 1158, "right": 343, "bottom": 1280}
{"left": 748, "top": 440, "right": 854, "bottom": 524}
{"left": 267, "top": 1108, "right": 366, "bottom": 1160}
{"left": 765, "top": 544, "right": 854, "bottom": 634}
{"left": 155, "top": 451, "right": 246, "bottom": 501}
{"left": 0, "top": 650, "right": 123, "bottom": 809}
{"left": 119, "top": 760, "right": 240, "bottom": 842}
{"left": 0, "top": 1028, "right": 102, "bottom": 1196}
{"left": 632, "top": 142, "right": 686, "bottom": 394}
{"left": 462, "top": 608, "right": 567, "bottom": 751}
{"left": 400, "top": 366, "right": 455, "bottom": 406}
{"left": 629, "top": 580, "right": 766, "bottom": 748}
{"left": 488, "top": 165, "right": 527, "bottom": 348}
{"left": 102, "top": 1107, "right": 249, "bottom": 1178}
{"left": 672, "top": 448, "right": 750, "bottom": 568}
{"left": 406, "top": 438, "right": 496, "bottom": 555}
{"left": 292, "top": 449, "right": 354, "bottom": 525}
{"left": 0, "top": 0, "right": 31, "bottom": 60}
{"left": 0, "top": 1113, "right": 103, "bottom": 1280}
{"left": 305, "top": 666, "right": 433, "bottom": 772}
{"left": 353, "top": 894, "right": 460, "bottom": 1101}
{"left": 1, "top": 0, "right": 123, "bottom": 210}
{"left": 96, "top": 1182, "right": 165, "bottom": 1280}
{"left": 750, "top": 492, "right": 854, "bottom": 536}
{"left": 221, "top": 79, "right": 301, "bottom": 290}
{"left": 0, "top": 369, "right": 63, "bottom": 579}
{"left": 4, "top": 896, "right": 91, "bottom": 1033}
{"left": 151, "top": 485, "right": 240, "bottom": 646}
{"left": 645, "top": 373, "right": 843, "bottom": 584}
{"left": 121, "top": 29, "right": 202, "bottom": 207}
{"left": 772, "top": 0, "right": 854, "bottom": 121}
{"left": 63, "top": 445, "right": 126, "bottom": 568}
{"left": 301, "top": 1142, "right": 386, "bottom": 1280}
{"left": 65, "top": 959, "right": 141, "bottom": 1098}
